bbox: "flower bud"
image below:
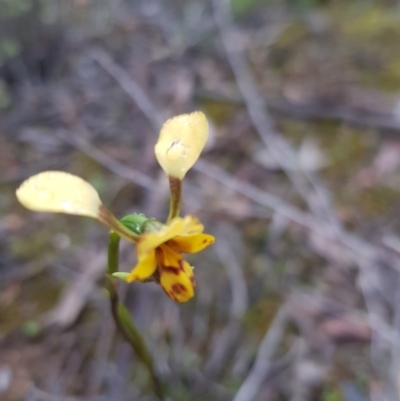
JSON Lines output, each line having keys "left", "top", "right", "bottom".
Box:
{"left": 155, "top": 111, "right": 208, "bottom": 179}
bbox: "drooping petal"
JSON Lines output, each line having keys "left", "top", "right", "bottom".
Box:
{"left": 127, "top": 250, "right": 157, "bottom": 282}
{"left": 16, "top": 171, "right": 102, "bottom": 218}
{"left": 155, "top": 111, "right": 209, "bottom": 179}
{"left": 168, "top": 233, "right": 215, "bottom": 253}
{"left": 159, "top": 261, "right": 195, "bottom": 302}
{"left": 137, "top": 215, "right": 204, "bottom": 259}
{"left": 158, "top": 244, "right": 183, "bottom": 269}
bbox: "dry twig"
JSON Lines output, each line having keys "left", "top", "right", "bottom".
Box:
{"left": 232, "top": 307, "right": 288, "bottom": 401}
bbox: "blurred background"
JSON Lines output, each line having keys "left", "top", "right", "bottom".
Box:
{"left": 2, "top": 0, "right": 400, "bottom": 400}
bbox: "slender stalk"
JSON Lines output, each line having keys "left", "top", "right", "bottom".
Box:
{"left": 167, "top": 176, "right": 182, "bottom": 222}
{"left": 99, "top": 205, "right": 139, "bottom": 243}
{"left": 108, "top": 231, "right": 120, "bottom": 275}
{"left": 107, "top": 232, "right": 165, "bottom": 400}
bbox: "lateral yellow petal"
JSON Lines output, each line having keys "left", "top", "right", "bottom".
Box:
{"left": 16, "top": 171, "right": 102, "bottom": 219}
{"left": 160, "top": 261, "right": 195, "bottom": 302}
{"left": 127, "top": 250, "right": 157, "bottom": 282}
{"left": 137, "top": 215, "right": 204, "bottom": 259}
{"left": 168, "top": 233, "right": 215, "bottom": 253}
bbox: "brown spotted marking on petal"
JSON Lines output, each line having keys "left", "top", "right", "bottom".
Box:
{"left": 162, "top": 266, "right": 181, "bottom": 275}
{"left": 165, "top": 240, "right": 180, "bottom": 252}
{"left": 171, "top": 283, "right": 187, "bottom": 294}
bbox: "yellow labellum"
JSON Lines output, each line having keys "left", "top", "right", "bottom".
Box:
{"left": 155, "top": 111, "right": 208, "bottom": 179}
{"left": 16, "top": 171, "right": 102, "bottom": 218}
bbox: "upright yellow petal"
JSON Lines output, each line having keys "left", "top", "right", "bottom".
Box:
{"left": 127, "top": 250, "right": 157, "bottom": 282}
{"left": 160, "top": 261, "right": 195, "bottom": 302}
{"left": 155, "top": 111, "right": 208, "bottom": 179}
{"left": 168, "top": 233, "right": 215, "bottom": 253}
{"left": 177, "top": 215, "right": 205, "bottom": 236}
{"left": 16, "top": 171, "right": 102, "bottom": 219}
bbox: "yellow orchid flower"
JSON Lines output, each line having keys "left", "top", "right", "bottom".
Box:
{"left": 15, "top": 171, "right": 214, "bottom": 302}
{"left": 15, "top": 112, "right": 214, "bottom": 303}
{"left": 125, "top": 215, "right": 215, "bottom": 302}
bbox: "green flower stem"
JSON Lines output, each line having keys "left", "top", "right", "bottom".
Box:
{"left": 107, "top": 232, "right": 165, "bottom": 400}
{"left": 108, "top": 231, "right": 120, "bottom": 275}
{"left": 167, "top": 176, "right": 182, "bottom": 222}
